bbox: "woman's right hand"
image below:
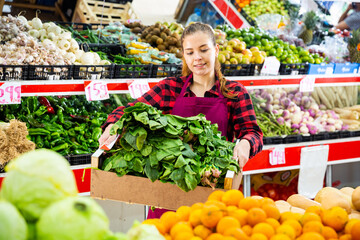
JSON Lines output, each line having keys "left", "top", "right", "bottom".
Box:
{"left": 98, "top": 124, "right": 116, "bottom": 147}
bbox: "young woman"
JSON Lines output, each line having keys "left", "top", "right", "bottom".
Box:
{"left": 99, "top": 23, "right": 263, "bottom": 218}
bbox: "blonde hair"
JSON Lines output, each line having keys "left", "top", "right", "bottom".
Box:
{"left": 180, "top": 23, "right": 235, "bottom": 98}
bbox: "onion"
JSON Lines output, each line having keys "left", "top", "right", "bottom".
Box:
{"left": 80, "top": 52, "right": 94, "bottom": 65}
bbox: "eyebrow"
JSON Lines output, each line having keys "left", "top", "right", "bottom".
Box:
{"left": 184, "top": 44, "right": 209, "bottom": 50}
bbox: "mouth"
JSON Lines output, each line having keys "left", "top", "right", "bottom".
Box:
{"left": 194, "top": 63, "right": 206, "bottom": 68}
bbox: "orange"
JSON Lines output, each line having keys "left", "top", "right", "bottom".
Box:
{"left": 262, "top": 203, "right": 281, "bottom": 220}
{"left": 322, "top": 207, "right": 348, "bottom": 232}
{"left": 216, "top": 216, "right": 241, "bottom": 234}
{"left": 270, "top": 234, "right": 291, "bottom": 240}
{"left": 251, "top": 233, "right": 268, "bottom": 240}
{"left": 338, "top": 234, "right": 352, "bottom": 240}
{"left": 299, "top": 212, "right": 322, "bottom": 226}
{"left": 176, "top": 206, "right": 191, "bottom": 222}
{"left": 174, "top": 232, "right": 194, "bottom": 240}
{"left": 161, "top": 211, "right": 180, "bottom": 233}
{"left": 242, "top": 225, "right": 253, "bottom": 236}
{"left": 206, "top": 233, "right": 224, "bottom": 240}
{"left": 239, "top": 197, "right": 261, "bottom": 211}
{"left": 292, "top": 213, "right": 302, "bottom": 221}
{"left": 189, "top": 209, "right": 203, "bottom": 227}
{"left": 282, "top": 219, "right": 302, "bottom": 237}
{"left": 164, "top": 234, "right": 172, "bottom": 240}
{"left": 223, "top": 237, "right": 237, "bottom": 240}
{"left": 201, "top": 204, "right": 224, "bottom": 228}
{"left": 191, "top": 202, "right": 205, "bottom": 211}
{"left": 276, "top": 224, "right": 296, "bottom": 240}
{"left": 228, "top": 208, "right": 249, "bottom": 226}
{"left": 260, "top": 197, "right": 275, "bottom": 206}
{"left": 142, "top": 219, "right": 166, "bottom": 235}
{"left": 170, "top": 221, "right": 193, "bottom": 239}
{"left": 247, "top": 208, "right": 267, "bottom": 226}
{"left": 190, "top": 237, "right": 203, "bottom": 240}
{"left": 208, "top": 190, "right": 225, "bottom": 201}
{"left": 224, "top": 227, "right": 250, "bottom": 240}
{"left": 193, "top": 225, "right": 212, "bottom": 239}
{"left": 252, "top": 222, "right": 275, "bottom": 238}
{"left": 351, "top": 221, "right": 360, "bottom": 240}
{"left": 205, "top": 200, "right": 227, "bottom": 212}
{"left": 266, "top": 218, "right": 281, "bottom": 230}
{"left": 345, "top": 219, "right": 360, "bottom": 234}
{"left": 321, "top": 226, "right": 337, "bottom": 240}
{"left": 227, "top": 206, "right": 238, "bottom": 214}
{"left": 280, "top": 212, "right": 296, "bottom": 223}
{"left": 305, "top": 206, "right": 325, "bottom": 220}
{"left": 222, "top": 190, "right": 244, "bottom": 206}
{"left": 300, "top": 232, "right": 325, "bottom": 240}
{"left": 302, "top": 221, "right": 324, "bottom": 234}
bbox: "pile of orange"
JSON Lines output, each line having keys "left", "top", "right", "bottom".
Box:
{"left": 142, "top": 189, "right": 360, "bottom": 240}
{"left": 235, "top": 0, "right": 251, "bottom": 9}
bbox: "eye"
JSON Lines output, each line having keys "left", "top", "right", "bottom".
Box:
{"left": 186, "top": 52, "right": 193, "bottom": 55}
{"left": 201, "top": 49, "right": 209, "bottom": 52}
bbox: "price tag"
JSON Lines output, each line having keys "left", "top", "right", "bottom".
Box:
{"left": 269, "top": 146, "right": 285, "bottom": 166}
{"left": 127, "top": 80, "right": 150, "bottom": 99}
{"left": 0, "top": 82, "right": 21, "bottom": 105}
{"left": 300, "top": 75, "right": 315, "bottom": 92}
{"left": 84, "top": 80, "right": 109, "bottom": 101}
{"left": 260, "top": 57, "right": 280, "bottom": 75}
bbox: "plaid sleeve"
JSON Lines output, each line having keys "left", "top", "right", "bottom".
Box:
{"left": 102, "top": 78, "right": 169, "bottom": 129}
{"left": 232, "top": 83, "right": 263, "bottom": 158}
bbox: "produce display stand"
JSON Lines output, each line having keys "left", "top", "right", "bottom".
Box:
{"left": 0, "top": 73, "right": 359, "bottom": 196}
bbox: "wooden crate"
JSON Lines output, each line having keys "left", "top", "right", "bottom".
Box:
{"left": 72, "top": 0, "right": 137, "bottom": 24}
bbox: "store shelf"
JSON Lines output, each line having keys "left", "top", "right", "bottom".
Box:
{"left": 2, "top": 74, "right": 360, "bottom": 96}
{"left": 0, "top": 164, "right": 91, "bottom": 194}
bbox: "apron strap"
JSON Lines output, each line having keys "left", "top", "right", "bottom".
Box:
{"left": 179, "top": 74, "right": 225, "bottom": 99}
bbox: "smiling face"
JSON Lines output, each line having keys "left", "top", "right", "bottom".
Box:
{"left": 182, "top": 32, "right": 219, "bottom": 77}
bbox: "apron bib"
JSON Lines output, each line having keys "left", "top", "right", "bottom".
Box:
{"left": 147, "top": 74, "right": 229, "bottom": 219}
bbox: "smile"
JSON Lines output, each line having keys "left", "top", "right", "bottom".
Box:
{"left": 194, "top": 63, "right": 206, "bottom": 67}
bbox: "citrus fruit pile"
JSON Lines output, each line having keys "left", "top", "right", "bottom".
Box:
{"left": 142, "top": 189, "right": 360, "bottom": 240}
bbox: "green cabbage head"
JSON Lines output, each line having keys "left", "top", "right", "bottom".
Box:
{"left": 0, "top": 200, "right": 28, "bottom": 240}
{"left": 36, "top": 196, "right": 110, "bottom": 240}
{"left": 0, "top": 149, "right": 78, "bottom": 221}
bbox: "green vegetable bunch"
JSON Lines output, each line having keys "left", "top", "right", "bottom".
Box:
{"left": 102, "top": 102, "right": 240, "bottom": 192}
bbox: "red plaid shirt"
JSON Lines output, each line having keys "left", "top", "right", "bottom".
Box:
{"left": 105, "top": 76, "right": 263, "bottom": 158}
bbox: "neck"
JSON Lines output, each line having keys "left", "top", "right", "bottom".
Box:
{"left": 192, "top": 72, "right": 216, "bottom": 90}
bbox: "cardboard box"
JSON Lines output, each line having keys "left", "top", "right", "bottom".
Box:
{"left": 308, "top": 63, "right": 334, "bottom": 75}
{"left": 333, "top": 63, "right": 359, "bottom": 74}
{"left": 91, "top": 149, "right": 242, "bottom": 210}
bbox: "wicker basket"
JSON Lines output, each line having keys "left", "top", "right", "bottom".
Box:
{"left": 72, "top": 0, "right": 137, "bottom": 24}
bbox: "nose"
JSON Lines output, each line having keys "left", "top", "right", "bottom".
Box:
{"left": 193, "top": 51, "right": 202, "bottom": 61}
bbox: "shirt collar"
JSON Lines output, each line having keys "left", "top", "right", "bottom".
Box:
{"left": 183, "top": 75, "right": 221, "bottom": 97}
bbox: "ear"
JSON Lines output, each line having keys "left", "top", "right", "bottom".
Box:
{"left": 215, "top": 43, "right": 220, "bottom": 56}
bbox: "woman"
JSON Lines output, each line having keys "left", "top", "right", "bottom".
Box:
{"left": 99, "top": 23, "right": 263, "bottom": 218}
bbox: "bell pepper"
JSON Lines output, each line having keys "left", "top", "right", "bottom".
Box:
{"left": 50, "top": 138, "right": 63, "bottom": 146}
{"left": 44, "top": 122, "right": 63, "bottom": 133}
{"left": 73, "top": 149, "right": 90, "bottom": 155}
{"left": 35, "top": 136, "right": 44, "bottom": 148}
{"left": 47, "top": 107, "right": 55, "bottom": 114}
{"left": 34, "top": 106, "right": 48, "bottom": 116}
{"left": 52, "top": 143, "right": 69, "bottom": 152}
{"left": 57, "top": 108, "right": 64, "bottom": 124}
{"left": 50, "top": 132, "right": 61, "bottom": 139}
{"left": 92, "top": 127, "right": 102, "bottom": 141}
{"left": 68, "top": 128, "right": 76, "bottom": 137}
{"left": 63, "top": 120, "right": 73, "bottom": 130}
{"left": 27, "top": 114, "right": 44, "bottom": 128}
{"left": 28, "top": 128, "right": 50, "bottom": 135}
{"left": 49, "top": 115, "right": 58, "bottom": 124}
{"left": 38, "top": 96, "right": 51, "bottom": 107}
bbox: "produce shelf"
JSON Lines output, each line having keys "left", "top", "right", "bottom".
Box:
{"left": 4, "top": 74, "right": 359, "bottom": 97}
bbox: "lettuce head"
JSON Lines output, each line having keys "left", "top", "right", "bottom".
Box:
{"left": 0, "top": 149, "right": 78, "bottom": 221}
{"left": 0, "top": 200, "right": 28, "bottom": 240}
{"left": 36, "top": 196, "right": 110, "bottom": 240}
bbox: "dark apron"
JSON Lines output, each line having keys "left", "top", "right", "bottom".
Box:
{"left": 147, "top": 74, "right": 229, "bottom": 219}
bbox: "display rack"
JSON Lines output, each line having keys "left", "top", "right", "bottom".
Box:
{"left": 0, "top": 73, "right": 360, "bottom": 195}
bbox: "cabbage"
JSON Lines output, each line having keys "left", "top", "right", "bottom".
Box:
{"left": 0, "top": 149, "right": 78, "bottom": 221}
{"left": 36, "top": 196, "right": 110, "bottom": 240}
{"left": 0, "top": 200, "right": 28, "bottom": 240}
{"left": 127, "top": 221, "right": 165, "bottom": 240}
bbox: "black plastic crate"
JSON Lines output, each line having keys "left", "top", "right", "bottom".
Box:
{"left": 0, "top": 65, "right": 28, "bottom": 80}
{"left": 221, "top": 64, "right": 254, "bottom": 76}
{"left": 312, "top": 132, "right": 330, "bottom": 141}
{"left": 251, "top": 64, "right": 263, "bottom": 76}
{"left": 302, "top": 134, "right": 312, "bottom": 142}
{"left": 283, "top": 134, "right": 302, "bottom": 144}
{"left": 263, "top": 136, "right": 283, "bottom": 145}
{"left": 328, "top": 131, "right": 340, "bottom": 140}
{"left": 73, "top": 64, "right": 115, "bottom": 79}
{"left": 279, "top": 63, "right": 309, "bottom": 75}
{"left": 151, "top": 64, "right": 182, "bottom": 78}
{"left": 350, "top": 130, "right": 360, "bottom": 137}
{"left": 70, "top": 154, "right": 92, "bottom": 165}
{"left": 28, "top": 65, "right": 73, "bottom": 80}
{"left": 339, "top": 131, "right": 351, "bottom": 138}
{"left": 239, "top": 9, "right": 257, "bottom": 26}
{"left": 81, "top": 43, "right": 126, "bottom": 57}
{"left": 114, "top": 64, "right": 152, "bottom": 78}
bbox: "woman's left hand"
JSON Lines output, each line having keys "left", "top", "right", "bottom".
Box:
{"left": 233, "top": 139, "right": 251, "bottom": 169}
